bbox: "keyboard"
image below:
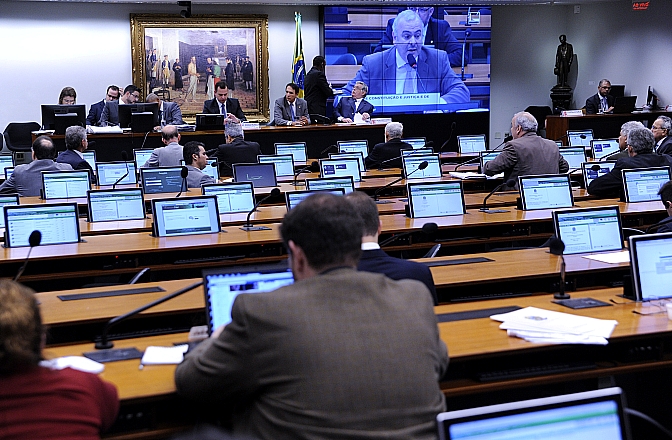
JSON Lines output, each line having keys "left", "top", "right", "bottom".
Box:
{"left": 476, "top": 361, "right": 596, "bottom": 382}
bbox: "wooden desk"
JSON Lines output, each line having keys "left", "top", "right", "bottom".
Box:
{"left": 545, "top": 111, "right": 672, "bottom": 143}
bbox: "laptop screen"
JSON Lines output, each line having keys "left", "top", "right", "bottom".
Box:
{"left": 622, "top": 167, "right": 671, "bottom": 202}
{"left": 330, "top": 152, "right": 365, "bottom": 171}
{"left": 82, "top": 151, "right": 96, "bottom": 174}
{"left": 233, "top": 163, "right": 278, "bottom": 188}
{"left": 151, "top": 196, "right": 220, "bottom": 237}
{"left": 87, "top": 189, "right": 145, "bottom": 222}
{"left": 629, "top": 233, "right": 672, "bottom": 301}
{"left": 591, "top": 139, "right": 620, "bottom": 160}
{"left": 402, "top": 138, "right": 426, "bottom": 149}
{"left": 286, "top": 188, "right": 345, "bottom": 210}
{"left": 202, "top": 182, "right": 255, "bottom": 214}
{"left": 4, "top": 167, "right": 14, "bottom": 181}
{"left": 583, "top": 161, "right": 615, "bottom": 187}
{"left": 140, "top": 167, "right": 184, "bottom": 194}
{"left": 203, "top": 262, "right": 294, "bottom": 333}
{"left": 275, "top": 142, "right": 307, "bottom": 162}
{"left": 320, "top": 158, "right": 362, "bottom": 182}
{"left": 567, "top": 130, "right": 594, "bottom": 148}
{"left": 305, "top": 176, "right": 355, "bottom": 194}
{"left": 134, "top": 149, "right": 154, "bottom": 169}
{"left": 519, "top": 174, "right": 574, "bottom": 210}
{"left": 553, "top": 206, "right": 623, "bottom": 255}
{"left": 258, "top": 154, "right": 295, "bottom": 177}
{"left": 0, "top": 155, "right": 14, "bottom": 170}
{"left": 402, "top": 154, "right": 442, "bottom": 179}
{"left": 457, "top": 135, "right": 487, "bottom": 154}
{"left": 4, "top": 203, "right": 80, "bottom": 247}
{"left": 337, "top": 140, "right": 368, "bottom": 158}
{"left": 559, "top": 147, "right": 586, "bottom": 169}
{"left": 402, "top": 148, "right": 434, "bottom": 156}
{"left": 202, "top": 161, "right": 219, "bottom": 181}
{"left": 479, "top": 150, "right": 502, "bottom": 170}
{"left": 96, "top": 162, "right": 138, "bottom": 186}
{"left": 42, "top": 170, "right": 91, "bottom": 199}
{"left": 0, "top": 194, "right": 19, "bottom": 229}
{"left": 408, "top": 181, "right": 465, "bottom": 218}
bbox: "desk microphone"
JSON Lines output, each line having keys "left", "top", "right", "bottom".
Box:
{"left": 407, "top": 54, "right": 426, "bottom": 92}
{"left": 438, "top": 122, "right": 457, "bottom": 153}
{"left": 241, "top": 188, "right": 281, "bottom": 231}
{"left": 379, "top": 222, "right": 438, "bottom": 247}
{"left": 175, "top": 166, "right": 189, "bottom": 198}
{"left": 600, "top": 149, "right": 625, "bottom": 161}
{"left": 567, "top": 163, "right": 600, "bottom": 175}
{"left": 372, "top": 160, "right": 428, "bottom": 202}
{"left": 292, "top": 161, "right": 319, "bottom": 186}
{"left": 375, "top": 148, "right": 427, "bottom": 170}
{"left": 112, "top": 151, "right": 130, "bottom": 190}
{"left": 13, "top": 230, "right": 42, "bottom": 282}
{"left": 480, "top": 179, "right": 516, "bottom": 212}
{"left": 554, "top": 133, "right": 585, "bottom": 146}
{"left": 320, "top": 144, "right": 337, "bottom": 155}
{"left": 549, "top": 237, "right": 570, "bottom": 300}
{"left": 454, "top": 134, "right": 512, "bottom": 172}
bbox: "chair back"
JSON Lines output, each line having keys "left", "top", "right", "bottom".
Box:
{"left": 3, "top": 122, "right": 41, "bottom": 152}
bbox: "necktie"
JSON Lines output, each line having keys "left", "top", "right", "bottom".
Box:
{"left": 221, "top": 102, "right": 226, "bottom": 115}
{"left": 403, "top": 64, "right": 415, "bottom": 94}
{"left": 290, "top": 103, "right": 295, "bottom": 122}
{"left": 601, "top": 97, "right": 607, "bottom": 112}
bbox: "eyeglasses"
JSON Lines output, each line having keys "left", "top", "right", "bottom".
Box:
{"left": 407, "top": 7, "right": 432, "bottom": 13}
{"left": 652, "top": 125, "right": 665, "bottom": 130}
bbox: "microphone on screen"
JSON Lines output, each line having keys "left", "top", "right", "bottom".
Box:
{"left": 176, "top": 166, "right": 189, "bottom": 198}
{"left": 480, "top": 179, "right": 516, "bottom": 212}
{"left": 14, "top": 230, "right": 42, "bottom": 282}
{"left": 240, "top": 188, "right": 281, "bottom": 231}
{"left": 112, "top": 150, "right": 130, "bottom": 190}
{"left": 549, "top": 237, "right": 570, "bottom": 300}
{"left": 407, "top": 54, "right": 426, "bottom": 92}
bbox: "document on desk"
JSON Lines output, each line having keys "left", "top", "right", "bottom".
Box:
{"left": 449, "top": 172, "right": 504, "bottom": 180}
{"left": 582, "top": 250, "right": 630, "bottom": 264}
{"left": 140, "top": 344, "right": 189, "bottom": 365}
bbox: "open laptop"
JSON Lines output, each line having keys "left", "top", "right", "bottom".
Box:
{"left": 202, "top": 182, "right": 256, "bottom": 214}
{"left": 305, "top": 176, "right": 355, "bottom": 194}
{"left": 0, "top": 194, "right": 19, "bottom": 229}
{"left": 151, "top": 195, "right": 221, "bottom": 237}
{"left": 567, "top": 129, "right": 593, "bottom": 148}
{"left": 4, "top": 202, "right": 81, "bottom": 247}
{"left": 622, "top": 167, "right": 671, "bottom": 203}
{"left": 337, "top": 140, "right": 368, "bottom": 158}
{"left": 582, "top": 161, "right": 615, "bottom": 187}
{"left": 559, "top": 146, "right": 587, "bottom": 169}
{"left": 329, "top": 152, "right": 365, "bottom": 172}
{"left": 195, "top": 113, "right": 225, "bottom": 131}
{"left": 437, "top": 387, "right": 631, "bottom": 440}
{"left": 96, "top": 161, "right": 138, "bottom": 186}
{"left": 232, "top": 163, "right": 278, "bottom": 188}
{"left": 87, "top": 188, "right": 145, "bottom": 222}
{"left": 591, "top": 138, "right": 620, "bottom": 160}
{"left": 518, "top": 174, "right": 574, "bottom": 210}
{"left": 629, "top": 232, "right": 672, "bottom": 301}
{"left": 402, "top": 153, "right": 442, "bottom": 179}
{"left": 401, "top": 137, "right": 426, "bottom": 149}
{"left": 41, "top": 170, "right": 91, "bottom": 199}
{"left": 258, "top": 154, "right": 295, "bottom": 178}
{"left": 407, "top": 181, "right": 465, "bottom": 218}
{"left": 553, "top": 206, "right": 624, "bottom": 255}
{"left": 275, "top": 142, "right": 307, "bottom": 163}
{"left": 133, "top": 149, "right": 154, "bottom": 169}
{"left": 285, "top": 188, "right": 345, "bottom": 210}
{"left": 140, "top": 166, "right": 185, "bottom": 194}
{"left": 457, "top": 134, "right": 487, "bottom": 154}
{"left": 203, "top": 262, "right": 294, "bottom": 333}
{"left": 613, "top": 96, "right": 637, "bottom": 114}
{"left": 319, "top": 157, "right": 362, "bottom": 182}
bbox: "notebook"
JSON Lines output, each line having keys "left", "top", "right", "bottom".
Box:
{"left": 629, "top": 232, "right": 672, "bottom": 301}
{"left": 41, "top": 170, "right": 91, "bottom": 199}
{"left": 622, "top": 167, "right": 671, "bottom": 203}
{"left": 567, "top": 129, "right": 594, "bottom": 148}
{"left": 319, "top": 158, "right": 362, "bottom": 182}
{"left": 402, "top": 153, "right": 442, "bottom": 179}
{"left": 4, "top": 203, "right": 81, "bottom": 247}
{"left": 337, "top": 140, "right": 368, "bottom": 158}
{"left": 232, "top": 163, "right": 278, "bottom": 188}
{"left": 553, "top": 206, "right": 624, "bottom": 255}
{"left": 285, "top": 188, "right": 345, "bottom": 210}
{"left": 305, "top": 176, "right": 355, "bottom": 194}
{"left": 96, "top": 161, "right": 138, "bottom": 186}
{"left": 401, "top": 137, "right": 426, "bottom": 149}
{"left": 202, "top": 182, "right": 256, "bottom": 214}
{"left": 151, "top": 196, "right": 221, "bottom": 237}
{"left": 203, "top": 262, "right": 294, "bottom": 333}
{"left": 407, "top": 181, "right": 465, "bottom": 218}
{"left": 518, "top": 174, "right": 574, "bottom": 210}
{"left": 258, "top": 154, "right": 295, "bottom": 177}
{"left": 457, "top": 134, "right": 487, "bottom": 154}
{"left": 275, "top": 142, "right": 307, "bottom": 162}
{"left": 133, "top": 149, "right": 154, "bottom": 169}
{"left": 582, "top": 161, "right": 615, "bottom": 187}
{"left": 591, "top": 139, "right": 620, "bottom": 160}
{"left": 559, "top": 147, "right": 587, "bottom": 169}
{"left": 0, "top": 194, "right": 19, "bottom": 229}
{"left": 329, "top": 152, "right": 366, "bottom": 171}
{"left": 140, "top": 166, "right": 184, "bottom": 194}
{"left": 87, "top": 188, "right": 145, "bottom": 222}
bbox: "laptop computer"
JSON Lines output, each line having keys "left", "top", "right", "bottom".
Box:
{"left": 457, "top": 134, "right": 487, "bottom": 154}
{"left": 305, "top": 176, "right": 355, "bottom": 194}
{"left": 559, "top": 147, "right": 587, "bottom": 169}
{"left": 151, "top": 196, "right": 221, "bottom": 237}
{"left": 591, "top": 139, "right": 620, "bottom": 160}
{"left": 285, "top": 188, "right": 346, "bottom": 210}
{"left": 402, "top": 153, "right": 442, "bottom": 179}
{"left": 258, "top": 154, "right": 295, "bottom": 178}
{"left": 613, "top": 96, "right": 637, "bottom": 114}
{"left": 582, "top": 161, "right": 615, "bottom": 188}
{"left": 232, "top": 163, "right": 278, "bottom": 188}
{"left": 567, "top": 129, "right": 593, "bottom": 148}
{"left": 4, "top": 202, "right": 81, "bottom": 247}
{"left": 96, "top": 161, "right": 138, "bottom": 186}
{"left": 87, "top": 188, "right": 145, "bottom": 222}
{"left": 319, "top": 158, "right": 362, "bottom": 182}
{"left": 629, "top": 232, "right": 672, "bottom": 301}
{"left": 41, "top": 170, "right": 91, "bottom": 199}
{"left": 329, "top": 152, "right": 366, "bottom": 172}
{"left": 337, "top": 140, "right": 368, "bottom": 158}
{"left": 0, "top": 194, "right": 19, "bottom": 229}
{"left": 518, "top": 174, "right": 574, "bottom": 210}
{"left": 622, "top": 167, "right": 672, "bottom": 203}
{"left": 140, "top": 166, "right": 185, "bottom": 194}
{"left": 195, "top": 113, "right": 225, "bottom": 131}
{"left": 202, "top": 182, "right": 256, "bottom": 214}
{"left": 275, "top": 142, "right": 307, "bottom": 163}
{"left": 401, "top": 137, "right": 426, "bottom": 149}
{"left": 553, "top": 206, "right": 624, "bottom": 255}
{"left": 407, "top": 181, "right": 465, "bottom": 218}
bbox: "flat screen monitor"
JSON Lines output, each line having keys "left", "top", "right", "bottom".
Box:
{"left": 553, "top": 206, "right": 624, "bottom": 255}
{"left": 622, "top": 167, "right": 671, "bottom": 203}
{"left": 518, "top": 174, "right": 573, "bottom": 211}
{"left": 203, "top": 262, "right": 294, "bottom": 333}
{"left": 275, "top": 142, "right": 307, "bottom": 162}
{"left": 479, "top": 150, "right": 502, "bottom": 171}
{"left": 232, "top": 163, "right": 278, "bottom": 188}
{"left": 306, "top": 176, "right": 355, "bottom": 194}
{"left": 40, "top": 104, "right": 86, "bottom": 134}
{"left": 118, "top": 103, "right": 159, "bottom": 133}
{"left": 407, "top": 181, "right": 465, "bottom": 218}
{"left": 195, "top": 113, "right": 225, "bottom": 131}
{"left": 0, "top": 194, "right": 19, "bottom": 229}
{"left": 202, "top": 160, "right": 219, "bottom": 181}
{"left": 82, "top": 151, "right": 96, "bottom": 174}
{"left": 329, "top": 152, "right": 365, "bottom": 171}
{"left": 4, "top": 203, "right": 81, "bottom": 247}
{"left": 629, "top": 233, "right": 672, "bottom": 301}
{"left": 4, "top": 167, "right": 14, "bottom": 181}
{"left": 285, "top": 188, "right": 345, "bottom": 210}
{"left": 559, "top": 147, "right": 586, "bottom": 169}
{"left": 402, "top": 148, "right": 434, "bottom": 156}
{"left": 337, "top": 140, "right": 368, "bottom": 158}
{"left": 613, "top": 96, "right": 637, "bottom": 114}
{"left": 555, "top": 141, "right": 563, "bottom": 147}
{"left": 134, "top": 149, "right": 154, "bottom": 169}
{"left": 96, "top": 161, "right": 138, "bottom": 186}
{"left": 41, "top": 170, "right": 91, "bottom": 199}
{"left": 87, "top": 188, "right": 145, "bottom": 222}
{"left": 567, "top": 129, "right": 594, "bottom": 148}
{"left": 140, "top": 166, "right": 184, "bottom": 194}
{"left": 402, "top": 153, "right": 442, "bottom": 179}
{"left": 151, "top": 196, "right": 221, "bottom": 237}
{"left": 457, "top": 134, "right": 487, "bottom": 154}
{"left": 591, "top": 138, "right": 620, "bottom": 160}
{"left": 582, "top": 161, "right": 615, "bottom": 188}
{"left": 401, "top": 138, "right": 426, "bottom": 149}
{"left": 319, "top": 158, "right": 362, "bottom": 182}
{"left": 0, "top": 155, "right": 14, "bottom": 171}
{"left": 202, "top": 182, "right": 255, "bottom": 214}
{"left": 258, "top": 154, "right": 295, "bottom": 177}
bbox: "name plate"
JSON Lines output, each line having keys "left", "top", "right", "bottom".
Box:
{"left": 561, "top": 110, "right": 584, "bottom": 117}
{"left": 242, "top": 122, "right": 260, "bottom": 130}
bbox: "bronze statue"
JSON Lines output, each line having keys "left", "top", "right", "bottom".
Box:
{"left": 554, "top": 34, "right": 573, "bottom": 87}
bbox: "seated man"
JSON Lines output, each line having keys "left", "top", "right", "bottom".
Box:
{"left": 56, "top": 126, "right": 96, "bottom": 184}
{"left": 585, "top": 79, "right": 614, "bottom": 114}
{"left": 98, "top": 84, "right": 140, "bottom": 126}
{"left": 365, "top": 121, "right": 413, "bottom": 169}
{"left": 273, "top": 82, "right": 310, "bottom": 126}
{"left": 146, "top": 92, "right": 185, "bottom": 129}
{"left": 483, "top": 111, "right": 569, "bottom": 188}
{"left": 610, "top": 121, "right": 647, "bottom": 161}
{"left": 652, "top": 116, "right": 672, "bottom": 155}
{"left": 86, "top": 85, "right": 119, "bottom": 126}
{"left": 175, "top": 193, "right": 449, "bottom": 439}
{"left": 202, "top": 82, "right": 246, "bottom": 122}
{"left": 334, "top": 81, "right": 374, "bottom": 123}
{"left": 0, "top": 135, "right": 72, "bottom": 196}
{"left": 588, "top": 127, "right": 672, "bottom": 198}
{"left": 345, "top": 190, "right": 438, "bottom": 305}
{"left": 656, "top": 181, "right": 672, "bottom": 233}
{"left": 214, "top": 121, "right": 261, "bottom": 177}
{"left": 183, "top": 141, "right": 216, "bottom": 189}
{"left": 143, "top": 125, "right": 183, "bottom": 167}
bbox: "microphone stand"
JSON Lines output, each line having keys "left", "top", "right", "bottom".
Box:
{"left": 454, "top": 135, "right": 512, "bottom": 172}
{"left": 240, "top": 188, "right": 280, "bottom": 231}
{"left": 292, "top": 162, "right": 317, "bottom": 186}
{"left": 480, "top": 179, "right": 516, "bottom": 213}
{"left": 176, "top": 166, "right": 188, "bottom": 198}
{"left": 438, "top": 122, "right": 457, "bottom": 153}
{"left": 549, "top": 238, "right": 570, "bottom": 300}
{"left": 372, "top": 161, "right": 428, "bottom": 203}
{"left": 112, "top": 152, "right": 130, "bottom": 189}
{"left": 461, "top": 29, "right": 473, "bottom": 80}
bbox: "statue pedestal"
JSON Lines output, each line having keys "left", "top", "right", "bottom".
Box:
{"left": 551, "top": 86, "right": 573, "bottom": 111}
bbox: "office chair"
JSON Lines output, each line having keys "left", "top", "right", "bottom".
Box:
{"left": 4, "top": 122, "right": 40, "bottom": 165}
{"left": 524, "top": 106, "right": 553, "bottom": 136}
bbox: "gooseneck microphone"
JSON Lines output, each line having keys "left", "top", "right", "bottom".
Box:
{"left": 600, "top": 149, "right": 625, "bottom": 161}
{"left": 461, "top": 29, "right": 472, "bottom": 80}
{"left": 292, "top": 161, "right": 319, "bottom": 186}
{"left": 567, "top": 163, "right": 601, "bottom": 175}
{"left": 407, "top": 54, "right": 425, "bottom": 92}
{"left": 454, "top": 134, "right": 513, "bottom": 172}
{"left": 14, "top": 230, "right": 42, "bottom": 282}
{"left": 438, "top": 122, "right": 457, "bottom": 153}
{"left": 480, "top": 179, "right": 516, "bottom": 212}
{"left": 549, "top": 237, "right": 570, "bottom": 300}
{"left": 379, "top": 222, "right": 438, "bottom": 247}
{"left": 112, "top": 151, "right": 130, "bottom": 190}
{"left": 320, "top": 144, "right": 337, "bottom": 155}
{"left": 175, "top": 166, "right": 189, "bottom": 198}
{"left": 372, "top": 160, "right": 428, "bottom": 202}
{"left": 240, "top": 188, "right": 281, "bottom": 231}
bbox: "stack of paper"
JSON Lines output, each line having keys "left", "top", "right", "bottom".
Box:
{"left": 140, "top": 344, "right": 189, "bottom": 365}
{"left": 490, "top": 306, "right": 618, "bottom": 345}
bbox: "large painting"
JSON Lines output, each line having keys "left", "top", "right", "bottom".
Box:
{"left": 131, "top": 14, "right": 269, "bottom": 121}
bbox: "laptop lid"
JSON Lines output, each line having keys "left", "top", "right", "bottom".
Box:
{"left": 622, "top": 167, "right": 671, "bottom": 203}
{"left": 258, "top": 154, "right": 295, "bottom": 177}
{"left": 437, "top": 387, "right": 630, "bottom": 440}
{"left": 401, "top": 137, "right": 426, "bottom": 149}
{"left": 133, "top": 149, "right": 154, "bottom": 169}
{"left": 0, "top": 155, "right": 14, "bottom": 170}
{"left": 202, "top": 160, "right": 219, "bottom": 181}
{"left": 4, "top": 167, "right": 15, "bottom": 181}
{"left": 203, "top": 262, "right": 294, "bottom": 334}
{"left": 4, "top": 203, "right": 81, "bottom": 247}
{"left": 319, "top": 158, "right": 362, "bottom": 182}
{"left": 305, "top": 176, "right": 355, "bottom": 194}
{"left": 96, "top": 161, "right": 138, "bottom": 186}
{"left": 629, "top": 232, "right": 672, "bottom": 301}
{"left": 337, "top": 140, "right": 368, "bottom": 158}
{"left": 195, "top": 113, "right": 225, "bottom": 130}
{"left": 518, "top": 174, "right": 574, "bottom": 211}
{"left": 407, "top": 181, "right": 465, "bottom": 218}
{"left": 402, "top": 148, "right": 434, "bottom": 156}
{"left": 613, "top": 96, "right": 637, "bottom": 114}
{"left": 553, "top": 206, "right": 624, "bottom": 255}
{"left": 151, "top": 195, "right": 221, "bottom": 237}
{"left": 402, "top": 153, "right": 442, "bottom": 179}
{"left": 232, "top": 163, "right": 278, "bottom": 188}
{"left": 285, "top": 188, "right": 346, "bottom": 211}
{"left": 479, "top": 150, "right": 502, "bottom": 171}
{"left": 591, "top": 138, "right": 620, "bottom": 160}
{"left": 87, "top": 188, "right": 145, "bottom": 222}
{"left": 582, "top": 161, "right": 616, "bottom": 188}
{"left": 275, "top": 142, "right": 307, "bottom": 162}
{"left": 140, "top": 166, "right": 184, "bottom": 194}
{"left": 41, "top": 170, "right": 91, "bottom": 199}
{"left": 567, "top": 129, "right": 594, "bottom": 148}
{"left": 559, "top": 147, "right": 587, "bottom": 169}
{"left": 457, "top": 134, "right": 487, "bottom": 154}
{"left": 0, "top": 194, "right": 19, "bottom": 229}
{"left": 202, "top": 182, "right": 256, "bottom": 214}
{"left": 329, "top": 152, "right": 366, "bottom": 171}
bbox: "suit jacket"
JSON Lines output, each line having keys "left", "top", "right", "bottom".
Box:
{"left": 215, "top": 138, "right": 261, "bottom": 177}
{"left": 86, "top": 100, "right": 105, "bottom": 126}
{"left": 587, "top": 152, "right": 672, "bottom": 198}
{"left": 333, "top": 96, "right": 375, "bottom": 121}
{"left": 656, "top": 136, "right": 672, "bottom": 156}
{"left": 143, "top": 142, "right": 183, "bottom": 168}
{"left": 201, "top": 98, "right": 246, "bottom": 121}
{"left": 158, "top": 101, "right": 185, "bottom": 126}
{"left": 304, "top": 67, "right": 333, "bottom": 116}
{"left": 657, "top": 215, "right": 672, "bottom": 233}
{"left": 358, "top": 248, "right": 438, "bottom": 305}
{"left": 273, "top": 97, "right": 310, "bottom": 126}
{"left": 482, "top": 132, "right": 569, "bottom": 188}
{"left": 98, "top": 100, "right": 120, "bottom": 126}
{"left": 344, "top": 47, "right": 470, "bottom": 104}
{"left": 185, "top": 165, "right": 215, "bottom": 188}
{"left": 0, "top": 159, "right": 72, "bottom": 197}
{"left": 55, "top": 149, "right": 95, "bottom": 184}
{"left": 585, "top": 93, "right": 615, "bottom": 114}
{"left": 365, "top": 138, "right": 413, "bottom": 169}
{"left": 175, "top": 268, "right": 449, "bottom": 440}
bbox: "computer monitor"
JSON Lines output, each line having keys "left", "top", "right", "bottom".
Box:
{"left": 402, "top": 148, "right": 434, "bottom": 156}
{"left": 275, "top": 142, "right": 307, "bottom": 162}
{"left": 518, "top": 174, "right": 574, "bottom": 211}
{"left": 591, "top": 139, "right": 620, "bottom": 160}
{"left": 329, "top": 152, "right": 365, "bottom": 171}
{"left": 337, "top": 140, "right": 368, "bottom": 158}
{"left": 622, "top": 167, "right": 672, "bottom": 203}
{"left": 457, "top": 134, "right": 487, "bottom": 154}
{"left": 258, "top": 154, "right": 295, "bottom": 177}
{"left": 567, "top": 129, "right": 593, "bottom": 148}
{"left": 202, "top": 160, "right": 219, "bottom": 181}
{"left": 629, "top": 233, "right": 672, "bottom": 301}
{"left": 118, "top": 102, "right": 159, "bottom": 133}
{"left": 133, "top": 149, "right": 154, "bottom": 169}
{"left": 0, "top": 194, "right": 19, "bottom": 229}
{"left": 232, "top": 163, "right": 278, "bottom": 188}
{"left": 4, "top": 203, "right": 81, "bottom": 247}
{"left": 195, "top": 113, "right": 225, "bottom": 131}
{"left": 401, "top": 137, "right": 426, "bottom": 149}
{"left": 559, "top": 147, "right": 586, "bottom": 169}
{"left": 553, "top": 206, "right": 624, "bottom": 255}
{"left": 140, "top": 166, "right": 185, "bottom": 194}
{"left": 0, "top": 155, "right": 14, "bottom": 171}
{"left": 319, "top": 158, "right": 362, "bottom": 182}
{"left": 647, "top": 86, "right": 658, "bottom": 109}
{"left": 87, "top": 188, "right": 145, "bottom": 222}
{"left": 4, "top": 167, "right": 15, "bottom": 181}
{"left": 479, "top": 150, "right": 502, "bottom": 172}
{"left": 407, "top": 181, "right": 465, "bottom": 218}
{"left": 402, "top": 153, "right": 442, "bottom": 179}
{"left": 285, "top": 188, "right": 346, "bottom": 210}
{"left": 40, "top": 104, "right": 86, "bottom": 134}
{"left": 41, "top": 170, "right": 91, "bottom": 199}
{"left": 82, "top": 151, "right": 97, "bottom": 175}
{"left": 305, "top": 176, "right": 355, "bottom": 194}
{"left": 151, "top": 196, "right": 221, "bottom": 237}
{"left": 582, "top": 161, "right": 616, "bottom": 188}
{"left": 96, "top": 161, "right": 138, "bottom": 186}
{"left": 202, "top": 182, "right": 256, "bottom": 214}
{"left": 613, "top": 96, "right": 637, "bottom": 114}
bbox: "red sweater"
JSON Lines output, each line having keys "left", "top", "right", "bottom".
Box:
{"left": 0, "top": 365, "right": 119, "bottom": 439}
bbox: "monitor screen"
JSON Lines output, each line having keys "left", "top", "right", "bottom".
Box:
{"left": 553, "top": 206, "right": 623, "bottom": 255}
{"left": 402, "top": 154, "right": 442, "bottom": 179}
{"left": 151, "top": 196, "right": 221, "bottom": 237}
{"left": 0, "top": 194, "right": 19, "bottom": 229}
{"left": 82, "top": 151, "right": 96, "bottom": 174}
{"left": 559, "top": 147, "right": 586, "bottom": 169}
{"left": 40, "top": 104, "right": 86, "bottom": 134}
{"left": 195, "top": 113, "right": 225, "bottom": 131}
{"left": 258, "top": 154, "right": 295, "bottom": 177}
{"left": 629, "top": 233, "right": 672, "bottom": 301}
{"left": 457, "top": 135, "right": 487, "bottom": 154}
{"left": 567, "top": 130, "right": 594, "bottom": 148}
{"left": 479, "top": 150, "right": 502, "bottom": 170}
{"left": 306, "top": 176, "right": 355, "bottom": 194}
{"left": 4, "top": 167, "right": 14, "bottom": 181}
{"left": 96, "top": 162, "right": 138, "bottom": 186}
{"left": 286, "top": 188, "right": 346, "bottom": 210}
{"left": 0, "top": 156, "right": 14, "bottom": 170}
{"left": 337, "top": 140, "right": 368, "bottom": 158}
{"left": 202, "top": 182, "right": 256, "bottom": 214}
{"left": 118, "top": 103, "right": 159, "bottom": 133}
{"left": 622, "top": 167, "right": 671, "bottom": 203}
{"left": 42, "top": 170, "right": 91, "bottom": 199}
{"left": 591, "top": 139, "right": 620, "bottom": 160}
{"left": 582, "top": 161, "right": 615, "bottom": 187}
{"left": 232, "top": 163, "right": 278, "bottom": 188}
{"left": 402, "top": 138, "right": 426, "bottom": 149}
{"left": 140, "top": 167, "right": 184, "bottom": 194}
{"left": 87, "top": 189, "right": 145, "bottom": 222}
{"left": 329, "top": 152, "right": 365, "bottom": 171}
{"left": 4, "top": 203, "right": 80, "bottom": 247}
{"left": 275, "top": 142, "right": 307, "bottom": 162}
{"left": 518, "top": 174, "right": 573, "bottom": 211}
{"left": 202, "top": 160, "right": 220, "bottom": 181}
{"left": 408, "top": 181, "right": 465, "bottom": 218}
{"left": 319, "top": 158, "right": 362, "bottom": 182}
{"left": 402, "top": 148, "right": 434, "bottom": 156}
{"left": 134, "top": 149, "right": 154, "bottom": 169}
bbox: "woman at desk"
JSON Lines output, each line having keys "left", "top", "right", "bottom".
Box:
{"left": 0, "top": 280, "right": 119, "bottom": 438}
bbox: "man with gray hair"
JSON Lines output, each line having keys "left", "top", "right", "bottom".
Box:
{"left": 364, "top": 121, "right": 413, "bottom": 169}
{"left": 652, "top": 116, "right": 672, "bottom": 155}
{"left": 334, "top": 81, "right": 375, "bottom": 123}
{"left": 606, "top": 120, "right": 647, "bottom": 161}
{"left": 585, "top": 79, "right": 615, "bottom": 114}
{"left": 55, "top": 126, "right": 95, "bottom": 183}
{"left": 143, "top": 125, "right": 183, "bottom": 167}
{"left": 214, "top": 121, "right": 261, "bottom": 177}
{"left": 588, "top": 127, "right": 672, "bottom": 198}
{"left": 484, "top": 111, "right": 569, "bottom": 187}
{"left": 146, "top": 92, "right": 184, "bottom": 129}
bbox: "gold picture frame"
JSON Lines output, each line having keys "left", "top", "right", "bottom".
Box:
{"left": 131, "top": 14, "right": 269, "bottom": 121}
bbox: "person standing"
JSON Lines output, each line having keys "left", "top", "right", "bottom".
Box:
{"left": 241, "top": 56, "right": 253, "bottom": 91}
{"left": 173, "top": 58, "right": 184, "bottom": 91}
{"left": 187, "top": 56, "right": 199, "bottom": 102}
{"left": 304, "top": 55, "right": 333, "bottom": 118}
{"left": 205, "top": 57, "right": 214, "bottom": 100}
{"left": 224, "top": 57, "right": 235, "bottom": 97}
{"left": 161, "top": 55, "right": 171, "bottom": 89}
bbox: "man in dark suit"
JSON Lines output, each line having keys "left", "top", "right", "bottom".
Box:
{"left": 86, "top": 85, "right": 119, "bottom": 126}
{"left": 304, "top": 55, "right": 333, "bottom": 117}
{"left": 346, "top": 191, "right": 438, "bottom": 305}
{"left": 146, "top": 93, "right": 184, "bottom": 129}
{"left": 214, "top": 121, "right": 261, "bottom": 177}
{"left": 608, "top": 121, "right": 647, "bottom": 161}
{"left": 588, "top": 127, "right": 672, "bottom": 198}
{"left": 98, "top": 84, "right": 140, "bottom": 126}
{"left": 201, "top": 81, "right": 246, "bottom": 122}
{"left": 585, "top": 79, "right": 615, "bottom": 114}
{"left": 365, "top": 121, "right": 413, "bottom": 169}
{"left": 175, "top": 193, "right": 449, "bottom": 439}
{"left": 273, "top": 82, "right": 310, "bottom": 126}
{"left": 56, "top": 126, "right": 95, "bottom": 184}
{"left": 652, "top": 116, "right": 672, "bottom": 155}
{"left": 656, "top": 181, "right": 672, "bottom": 233}
{"left": 333, "top": 81, "right": 375, "bottom": 123}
